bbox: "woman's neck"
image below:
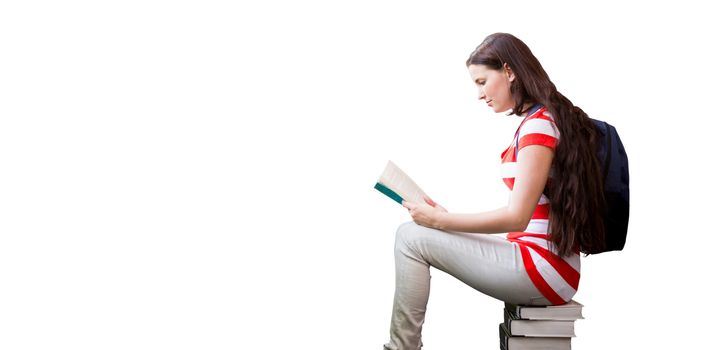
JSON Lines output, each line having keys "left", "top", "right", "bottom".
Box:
{"left": 516, "top": 102, "right": 536, "bottom": 117}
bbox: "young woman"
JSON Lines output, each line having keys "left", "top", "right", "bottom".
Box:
{"left": 383, "top": 33, "right": 606, "bottom": 350}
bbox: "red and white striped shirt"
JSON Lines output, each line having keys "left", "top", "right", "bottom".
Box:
{"left": 501, "top": 106, "right": 581, "bottom": 305}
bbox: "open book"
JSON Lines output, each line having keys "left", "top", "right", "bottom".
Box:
{"left": 374, "top": 161, "right": 429, "bottom": 205}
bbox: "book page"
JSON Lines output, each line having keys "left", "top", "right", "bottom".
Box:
{"left": 377, "top": 161, "right": 428, "bottom": 204}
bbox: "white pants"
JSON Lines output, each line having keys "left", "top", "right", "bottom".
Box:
{"left": 383, "top": 221, "right": 550, "bottom": 350}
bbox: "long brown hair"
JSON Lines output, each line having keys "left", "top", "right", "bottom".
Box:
{"left": 466, "top": 33, "right": 606, "bottom": 257}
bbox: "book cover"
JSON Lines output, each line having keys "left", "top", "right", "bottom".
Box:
{"left": 504, "top": 300, "right": 584, "bottom": 320}
{"left": 503, "top": 309, "right": 576, "bottom": 337}
{"left": 499, "top": 323, "right": 572, "bottom": 350}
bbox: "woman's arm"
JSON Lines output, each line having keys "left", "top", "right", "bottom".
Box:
{"left": 403, "top": 144, "right": 554, "bottom": 233}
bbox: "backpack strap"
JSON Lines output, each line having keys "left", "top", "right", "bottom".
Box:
{"left": 602, "top": 121, "right": 613, "bottom": 181}
{"left": 514, "top": 103, "right": 544, "bottom": 159}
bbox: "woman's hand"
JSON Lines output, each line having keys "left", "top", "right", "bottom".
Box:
{"left": 423, "top": 195, "right": 448, "bottom": 213}
{"left": 403, "top": 195, "right": 448, "bottom": 229}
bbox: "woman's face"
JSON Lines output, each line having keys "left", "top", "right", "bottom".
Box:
{"left": 468, "top": 64, "right": 515, "bottom": 113}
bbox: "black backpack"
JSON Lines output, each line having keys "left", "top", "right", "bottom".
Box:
{"left": 516, "top": 106, "right": 629, "bottom": 253}
{"left": 591, "top": 119, "right": 629, "bottom": 253}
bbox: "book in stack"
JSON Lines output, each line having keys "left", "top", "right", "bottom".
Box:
{"left": 499, "top": 300, "right": 583, "bottom": 350}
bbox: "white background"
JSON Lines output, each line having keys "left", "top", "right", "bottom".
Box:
{"left": 1, "top": 1, "right": 710, "bottom": 349}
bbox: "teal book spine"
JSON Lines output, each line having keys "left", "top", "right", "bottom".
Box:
{"left": 374, "top": 182, "right": 403, "bottom": 204}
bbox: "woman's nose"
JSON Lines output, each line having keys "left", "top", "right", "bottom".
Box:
{"left": 478, "top": 89, "right": 486, "bottom": 100}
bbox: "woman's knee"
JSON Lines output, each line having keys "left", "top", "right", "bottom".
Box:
{"left": 395, "top": 221, "right": 427, "bottom": 252}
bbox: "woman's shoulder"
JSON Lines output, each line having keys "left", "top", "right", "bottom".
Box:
{"left": 519, "top": 108, "right": 560, "bottom": 139}
{"left": 526, "top": 106, "right": 555, "bottom": 123}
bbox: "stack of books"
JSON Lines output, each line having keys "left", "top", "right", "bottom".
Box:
{"left": 499, "top": 300, "right": 583, "bottom": 350}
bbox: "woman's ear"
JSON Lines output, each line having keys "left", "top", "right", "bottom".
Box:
{"left": 503, "top": 63, "right": 516, "bottom": 82}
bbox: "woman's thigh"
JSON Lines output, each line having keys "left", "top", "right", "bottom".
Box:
{"left": 396, "top": 221, "right": 544, "bottom": 305}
